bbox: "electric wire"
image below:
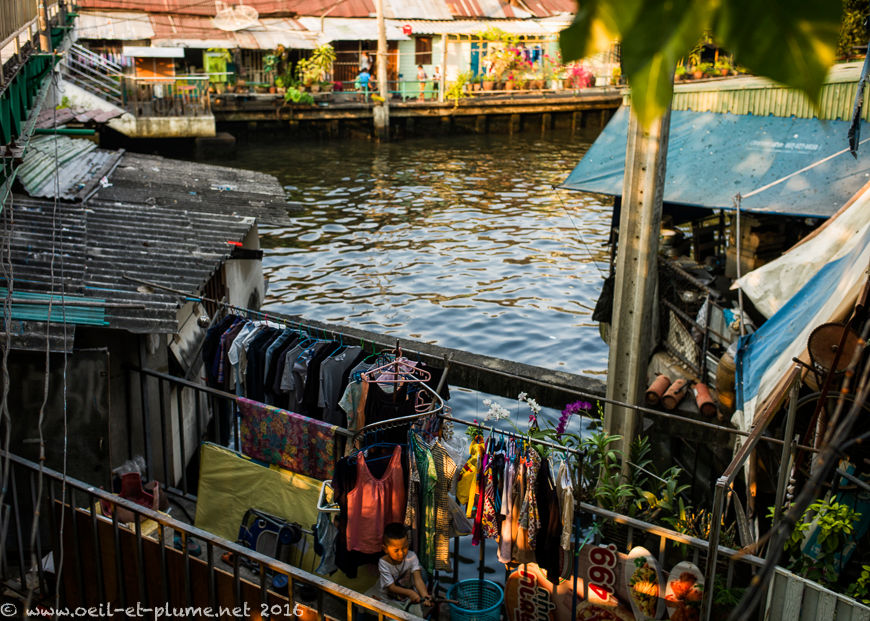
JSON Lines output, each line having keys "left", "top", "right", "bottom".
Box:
{"left": 0, "top": 153, "right": 14, "bottom": 589}
{"left": 24, "top": 36, "right": 57, "bottom": 611}
{"left": 551, "top": 184, "right": 608, "bottom": 279}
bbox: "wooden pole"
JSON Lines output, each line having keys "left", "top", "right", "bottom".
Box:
{"left": 439, "top": 34, "right": 448, "bottom": 103}
{"left": 373, "top": 0, "right": 390, "bottom": 140}
{"left": 604, "top": 102, "right": 672, "bottom": 473}
{"left": 38, "top": 0, "right": 50, "bottom": 52}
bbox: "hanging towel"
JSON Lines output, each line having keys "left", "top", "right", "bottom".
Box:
{"left": 238, "top": 397, "right": 338, "bottom": 481}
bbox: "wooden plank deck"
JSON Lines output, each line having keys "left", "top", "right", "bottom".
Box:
{"left": 211, "top": 88, "right": 624, "bottom": 123}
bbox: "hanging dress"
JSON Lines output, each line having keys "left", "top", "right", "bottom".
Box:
{"left": 430, "top": 440, "right": 457, "bottom": 572}
{"left": 346, "top": 446, "right": 406, "bottom": 554}
{"left": 411, "top": 432, "right": 438, "bottom": 572}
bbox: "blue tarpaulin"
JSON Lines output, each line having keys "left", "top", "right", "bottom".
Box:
{"left": 733, "top": 187, "right": 870, "bottom": 430}
{"left": 561, "top": 106, "right": 870, "bottom": 218}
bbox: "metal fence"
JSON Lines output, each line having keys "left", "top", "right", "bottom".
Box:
{"left": 122, "top": 77, "right": 212, "bottom": 118}
{"left": 0, "top": 451, "right": 421, "bottom": 621}
{"left": 765, "top": 567, "right": 870, "bottom": 621}
{"left": 0, "top": 0, "right": 37, "bottom": 51}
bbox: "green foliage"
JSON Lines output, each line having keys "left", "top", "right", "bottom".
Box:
{"left": 447, "top": 70, "right": 473, "bottom": 106}
{"left": 847, "top": 564, "right": 870, "bottom": 605}
{"left": 206, "top": 48, "right": 232, "bottom": 62}
{"left": 477, "top": 26, "right": 516, "bottom": 44}
{"left": 283, "top": 86, "right": 314, "bottom": 105}
{"left": 768, "top": 497, "right": 863, "bottom": 587}
{"left": 695, "top": 62, "right": 713, "bottom": 76}
{"left": 838, "top": 0, "right": 869, "bottom": 59}
{"left": 56, "top": 96, "right": 71, "bottom": 110}
{"left": 559, "top": 0, "right": 841, "bottom": 126}
{"left": 297, "top": 44, "right": 336, "bottom": 86}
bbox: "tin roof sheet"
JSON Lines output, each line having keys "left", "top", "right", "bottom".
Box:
{"left": 397, "top": 18, "right": 554, "bottom": 35}
{"left": 18, "top": 136, "right": 121, "bottom": 201}
{"left": 75, "top": 11, "right": 155, "bottom": 40}
{"left": 143, "top": 13, "right": 318, "bottom": 48}
{"left": 2, "top": 193, "right": 256, "bottom": 351}
{"left": 77, "top": 0, "right": 301, "bottom": 16}
{"left": 92, "top": 152, "right": 295, "bottom": 226}
{"left": 297, "top": 16, "right": 409, "bottom": 41}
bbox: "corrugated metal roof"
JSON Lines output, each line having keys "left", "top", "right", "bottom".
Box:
{"left": 75, "top": 11, "right": 155, "bottom": 40}
{"left": 285, "top": 0, "right": 374, "bottom": 18}
{"left": 92, "top": 152, "right": 295, "bottom": 226}
{"left": 398, "top": 18, "right": 554, "bottom": 35}
{"left": 35, "top": 108, "right": 124, "bottom": 128}
{"left": 146, "top": 13, "right": 318, "bottom": 49}
{"left": 297, "top": 16, "right": 409, "bottom": 41}
{"left": 383, "top": 0, "right": 453, "bottom": 20}
{"left": 2, "top": 193, "right": 256, "bottom": 351}
{"left": 77, "top": 0, "right": 302, "bottom": 16}
{"left": 18, "top": 136, "right": 121, "bottom": 201}
{"left": 77, "top": 0, "right": 570, "bottom": 19}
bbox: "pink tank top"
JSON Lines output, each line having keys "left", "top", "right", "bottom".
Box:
{"left": 346, "top": 446, "right": 406, "bottom": 554}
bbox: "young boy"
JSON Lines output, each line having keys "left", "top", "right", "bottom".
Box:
{"left": 368, "top": 522, "right": 431, "bottom": 614}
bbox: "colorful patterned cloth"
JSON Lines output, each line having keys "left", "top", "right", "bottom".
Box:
{"left": 238, "top": 397, "right": 338, "bottom": 481}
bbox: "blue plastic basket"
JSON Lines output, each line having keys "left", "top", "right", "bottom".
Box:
{"left": 447, "top": 579, "right": 504, "bottom": 621}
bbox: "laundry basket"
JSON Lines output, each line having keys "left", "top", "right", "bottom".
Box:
{"left": 446, "top": 579, "right": 504, "bottom": 621}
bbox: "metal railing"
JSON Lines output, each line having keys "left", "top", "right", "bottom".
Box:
{"left": 122, "top": 77, "right": 212, "bottom": 118}
{"left": 0, "top": 451, "right": 421, "bottom": 621}
{"left": 0, "top": 0, "right": 37, "bottom": 50}
{"left": 61, "top": 43, "right": 123, "bottom": 107}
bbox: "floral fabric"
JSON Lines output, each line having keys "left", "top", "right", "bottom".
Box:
{"left": 238, "top": 397, "right": 338, "bottom": 481}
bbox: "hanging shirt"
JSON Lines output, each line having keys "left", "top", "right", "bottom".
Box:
{"left": 497, "top": 457, "right": 516, "bottom": 564}
{"left": 319, "top": 346, "right": 363, "bottom": 426}
{"left": 457, "top": 437, "right": 485, "bottom": 516}
{"left": 346, "top": 446, "right": 406, "bottom": 554}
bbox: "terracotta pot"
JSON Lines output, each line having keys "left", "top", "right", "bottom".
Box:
{"left": 482, "top": 80, "right": 494, "bottom": 91}
{"left": 505, "top": 81, "right": 515, "bottom": 91}
{"left": 694, "top": 383, "right": 717, "bottom": 417}
{"left": 645, "top": 375, "right": 672, "bottom": 406}
{"left": 661, "top": 378, "right": 689, "bottom": 410}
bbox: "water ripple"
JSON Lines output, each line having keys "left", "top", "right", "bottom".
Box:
{"left": 238, "top": 133, "right": 610, "bottom": 375}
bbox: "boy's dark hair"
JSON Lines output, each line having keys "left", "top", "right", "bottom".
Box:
{"left": 383, "top": 522, "right": 408, "bottom": 543}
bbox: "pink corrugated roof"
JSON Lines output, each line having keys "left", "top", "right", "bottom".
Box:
{"left": 520, "top": 0, "right": 575, "bottom": 17}
{"left": 282, "top": 0, "right": 374, "bottom": 18}
{"left": 78, "top": 0, "right": 302, "bottom": 16}
{"left": 149, "top": 13, "right": 232, "bottom": 39}
{"left": 78, "top": 0, "right": 573, "bottom": 18}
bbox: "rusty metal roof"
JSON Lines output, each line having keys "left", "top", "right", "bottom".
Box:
{"left": 147, "top": 13, "right": 317, "bottom": 48}
{"left": 77, "top": 0, "right": 573, "bottom": 19}
{"left": 35, "top": 107, "right": 124, "bottom": 128}
{"left": 77, "top": 0, "right": 302, "bottom": 16}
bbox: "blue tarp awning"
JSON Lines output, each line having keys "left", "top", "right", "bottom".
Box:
{"left": 561, "top": 107, "right": 870, "bottom": 218}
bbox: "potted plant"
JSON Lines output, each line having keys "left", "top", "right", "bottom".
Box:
{"left": 675, "top": 65, "right": 688, "bottom": 81}
{"left": 714, "top": 58, "right": 733, "bottom": 76}
{"left": 695, "top": 62, "right": 713, "bottom": 78}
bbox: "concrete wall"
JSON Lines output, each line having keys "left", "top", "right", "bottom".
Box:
{"left": 57, "top": 79, "right": 126, "bottom": 114}
{"left": 225, "top": 225, "right": 265, "bottom": 310}
{"left": 108, "top": 114, "right": 216, "bottom": 138}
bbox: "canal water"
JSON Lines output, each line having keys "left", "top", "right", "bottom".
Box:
{"left": 231, "top": 131, "right": 613, "bottom": 385}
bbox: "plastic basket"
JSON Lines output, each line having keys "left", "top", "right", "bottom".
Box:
{"left": 447, "top": 579, "right": 504, "bottom": 621}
